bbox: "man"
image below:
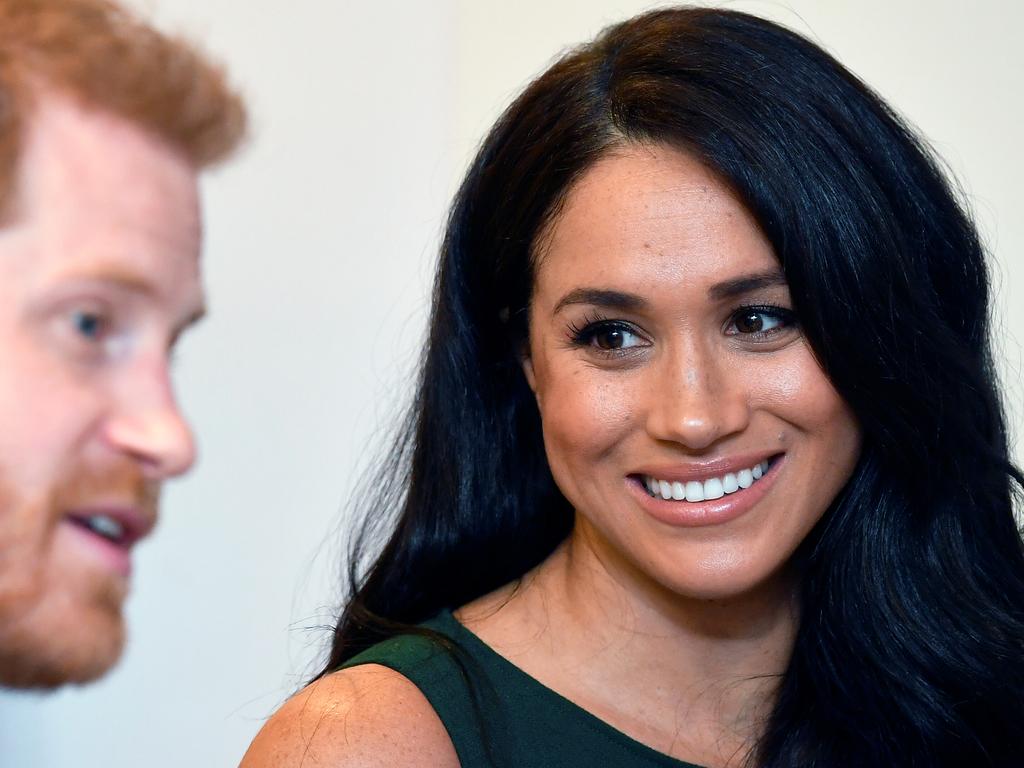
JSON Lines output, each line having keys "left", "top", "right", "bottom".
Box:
{"left": 0, "top": 0, "right": 245, "bottom": 688}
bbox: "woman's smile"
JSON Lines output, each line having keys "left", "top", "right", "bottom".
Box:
{"left": 627, "top": 453, "right": 785, "bottom": 528}
{"left": 636, "top": 454, "right": 777, "bottom": 501}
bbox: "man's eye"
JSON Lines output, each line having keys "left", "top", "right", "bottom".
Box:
{"left": 71, "top": 310, "right": 108, "bottom": 340}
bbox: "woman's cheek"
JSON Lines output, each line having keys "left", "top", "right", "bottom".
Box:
{"left": 535, "top": 357, "right": 638, "bottom": 495}
{"left": 748, "top": 348, "right": 849, "bottom": 428}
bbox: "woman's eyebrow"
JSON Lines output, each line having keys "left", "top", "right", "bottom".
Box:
{"left": 708, "top": 270, "right": 788, "bottom": 300}
{"left": 552, "top": 271, "right": 787, "bottom": 313}
{"left": 552, "top": 288, "right": 648, "bottom": 314}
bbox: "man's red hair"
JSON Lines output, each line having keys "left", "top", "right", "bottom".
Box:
{"left": 0, "top": 0, "right": 246, "bottom": 207}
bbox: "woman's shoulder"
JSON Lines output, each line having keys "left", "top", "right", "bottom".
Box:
{"left": 239, "top": 664, "right": 460, "bottom": 768}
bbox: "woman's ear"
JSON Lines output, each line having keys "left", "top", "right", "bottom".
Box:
{"left": 511, "top": 305, "right": 538, "bottom": 399}
{"left": 521, "top": 352, "right": 537, "bottom": 395}
{"left": 519, "top": 336, "right": 539, "bottom": 403}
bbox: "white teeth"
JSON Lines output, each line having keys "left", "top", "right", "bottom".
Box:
{"left": 643, "top": 459, "right": 773, "bottom": 502}
{"left": 685, "top": 481, "right": 704, "bottom": 502}
{"left": 87, "top": 515, "right": 124, "bottom": 541}
{"left": 703, "top": 477, "right": 724, "bottom": 500}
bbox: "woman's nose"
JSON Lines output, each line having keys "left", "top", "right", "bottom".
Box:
{"left": 643, "top": 340, "right": 750, "bottom": 451}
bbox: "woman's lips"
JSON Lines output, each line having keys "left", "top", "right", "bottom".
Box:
{"left": 628, "top": 454, "right": 785, "bottom": 527}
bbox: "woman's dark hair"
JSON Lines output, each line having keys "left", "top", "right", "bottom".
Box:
{"left": 318, "top": 7, "right": 1024, "bottom": 766}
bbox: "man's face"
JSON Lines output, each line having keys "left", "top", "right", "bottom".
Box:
{"left": 0, "top": 93, "right": 203, "bottom": 687}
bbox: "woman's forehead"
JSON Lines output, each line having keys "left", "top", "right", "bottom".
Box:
{"left": 532, "top": 144, "right": 779, "bottom": 299}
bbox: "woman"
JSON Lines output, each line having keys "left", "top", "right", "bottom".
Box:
{"left": 243, "top": 7, "right": 1024, "bottom": 767}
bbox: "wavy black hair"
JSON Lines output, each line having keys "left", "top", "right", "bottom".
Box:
{"left": 317, "top": 7, "right": 1024, "bottom": 766}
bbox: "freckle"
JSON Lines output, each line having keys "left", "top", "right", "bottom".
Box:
{"left": 643, "top": 241, "right": 651, "bottom": 249}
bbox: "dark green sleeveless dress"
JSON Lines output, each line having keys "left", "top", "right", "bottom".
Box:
{"left": 340, "top": 610, "right": 707, "bottom": 768}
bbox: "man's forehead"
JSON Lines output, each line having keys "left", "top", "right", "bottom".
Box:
{"left": 0, "top": 91, "right": 205, "bottom": 303}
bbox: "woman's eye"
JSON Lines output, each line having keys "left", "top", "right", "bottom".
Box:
{"left": 728, "top": 307, "right": 794, "bottom": 337}
{"left": 592, "top": 325, "right": 643, "bottom": 350}
{"left": 568, "top": 318, "right": 649, "bottom": 355}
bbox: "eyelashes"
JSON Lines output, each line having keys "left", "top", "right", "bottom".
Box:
{"left": 566, "top": 311, "right": 648, "bottom": 354}
{"left": 565, "top": 304, "right": 799, "bottom": 358}
{"left": 726, "top": 304, "right": 798, "bottom": 338}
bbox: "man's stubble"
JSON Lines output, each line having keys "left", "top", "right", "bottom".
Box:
{"left": 0, "top": 467, "right": 158, "bottom": 687}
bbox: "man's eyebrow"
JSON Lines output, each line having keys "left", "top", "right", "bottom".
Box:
{"left": 552, "top": 288, "right": 648, "bottom": 315}
{"left": 63, "top": 266, "right": 206, "bottom": 336}
{"left": 65, "top": 267, "right": 159, "bottom": 296}
{"left": 707, "top": 270, "right": 788, "bottom": 300}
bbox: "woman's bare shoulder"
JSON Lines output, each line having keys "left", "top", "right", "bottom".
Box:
{"left": 239, "top": 664, "right": 459, "bottom": 768}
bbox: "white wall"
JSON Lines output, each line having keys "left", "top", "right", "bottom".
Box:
{"left": 0, "top": 2, "right": 1019, "bottom": 765}
{"left": 0, "top": 1, "right": 459, "bottom": 764}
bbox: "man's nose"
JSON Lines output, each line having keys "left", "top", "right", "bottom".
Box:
{"left": 643, "top": 339, "right": 750, "bottom": 451}
{"left": 102, "top": 360, "right": 197, "bottom": 479}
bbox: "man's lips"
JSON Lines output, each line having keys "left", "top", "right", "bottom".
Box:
{"left": 63, "top": 505, "right": 155, "bottom": 548}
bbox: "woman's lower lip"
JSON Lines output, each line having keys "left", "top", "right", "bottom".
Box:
{"left": 628, "top": 457, "right": 783, "bottom": 528}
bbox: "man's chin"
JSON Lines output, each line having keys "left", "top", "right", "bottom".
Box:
{"left": 0, "top": 469, "right": 146, "bottom": 689}
{"left": 0, "top": 607, "right": 126, "bottom": 689}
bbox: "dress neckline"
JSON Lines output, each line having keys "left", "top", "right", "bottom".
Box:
{"left": 434, "top": 609, "right": 711, "bottom": 768}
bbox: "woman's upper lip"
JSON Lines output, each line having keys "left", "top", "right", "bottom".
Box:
{"left": 632, "top": 452, "right": 782, "bottom": 483}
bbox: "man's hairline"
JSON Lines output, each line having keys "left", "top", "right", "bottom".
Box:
{"left": 0, "top": 82, "right": 212, "bottom": 229}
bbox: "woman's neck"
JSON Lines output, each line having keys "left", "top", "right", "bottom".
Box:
{"left": 459, "top": 531, "right": 798, "bottom": 767}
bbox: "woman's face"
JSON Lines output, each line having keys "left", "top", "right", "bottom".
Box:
{"left": 523, "top": 144, "right": 861, "bottom": 602}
